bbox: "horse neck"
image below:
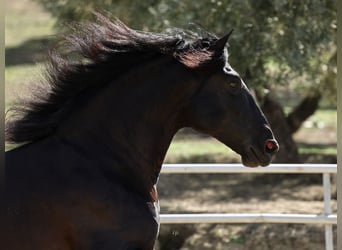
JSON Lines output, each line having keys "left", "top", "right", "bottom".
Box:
{"left": 56, "top": 56, "right": 200, "bottom": 201}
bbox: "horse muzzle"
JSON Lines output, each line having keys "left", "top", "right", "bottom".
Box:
{"left": 241, "top": 139, "right": 279, "bottom": 167}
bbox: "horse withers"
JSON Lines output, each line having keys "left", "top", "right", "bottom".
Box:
{"left": 3, "top": 13, "right": 278, "bottom": 250}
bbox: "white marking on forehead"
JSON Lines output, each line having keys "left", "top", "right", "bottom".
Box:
{"left": 223, "top": 64, "right": 239, "bottom": 77}
{"left": 223, "top": 47, "right": 229, "bottom": 59}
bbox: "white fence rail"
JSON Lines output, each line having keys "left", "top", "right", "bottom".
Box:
{"left": 160, "top": 164, "right": 337, "bottom": 250}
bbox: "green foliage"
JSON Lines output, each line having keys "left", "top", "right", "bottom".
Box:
{"left": 35, "top": 0, "right": 336, "bottom": 104}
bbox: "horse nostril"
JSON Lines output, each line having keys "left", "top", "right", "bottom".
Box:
{"left": 265, "top": 139, "right": 279, "bottom": 154}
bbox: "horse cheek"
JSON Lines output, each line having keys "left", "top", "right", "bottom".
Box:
{"left": 190, "top": 97, "right": 227, "bottom": 133}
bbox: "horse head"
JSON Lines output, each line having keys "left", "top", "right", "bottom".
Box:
{"left": 180, "top": 32, "right": 279, "bottom": 167}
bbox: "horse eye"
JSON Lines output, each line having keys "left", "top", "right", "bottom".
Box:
{"left": 229, "top": 82, "right": 239, "bottom": 88}
{"left": 226, "top": 74, "right": 242, "bottom": 91}
{"left": 228, "top": 81, "right": 242, "bottom": 91}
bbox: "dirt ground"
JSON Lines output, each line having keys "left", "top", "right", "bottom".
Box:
{"left": 155, "top": 126, "right": 337, "bottom": 250}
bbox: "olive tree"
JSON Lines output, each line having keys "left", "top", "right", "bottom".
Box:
{"left": 36, "top": 0, "right": 337, "bottom": 162}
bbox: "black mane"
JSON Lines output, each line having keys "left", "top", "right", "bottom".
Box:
{"left": 5, "top": 12, "right": 225, "bottom": 143}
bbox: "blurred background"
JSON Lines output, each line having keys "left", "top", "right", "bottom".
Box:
{"left": 5, "top": 0, "right": 336, "bottom": 249}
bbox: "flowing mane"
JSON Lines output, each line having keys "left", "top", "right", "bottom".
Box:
{"left": 5, "top": 12, "right": 226, "bottom": 143}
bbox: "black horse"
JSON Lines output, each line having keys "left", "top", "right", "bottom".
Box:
{"left": 2, "top": 13, "right": 278, "bottom": 250}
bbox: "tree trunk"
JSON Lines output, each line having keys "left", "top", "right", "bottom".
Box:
{"left": 286, "top": 49, "right": 336, "bottom": 134}
{"left": 286, "top": 93, "right": 321, "bottom": 134}
{"left": 261, "top": 94, "right": 300, "bottom": 163}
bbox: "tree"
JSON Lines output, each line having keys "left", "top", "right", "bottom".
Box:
{"left": 36, "top": 0, "right": 337, "bottom": 162}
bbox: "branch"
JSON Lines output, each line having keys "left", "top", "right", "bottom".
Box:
{"left": 286, "top": 93, "right": 321, "bottom": 134}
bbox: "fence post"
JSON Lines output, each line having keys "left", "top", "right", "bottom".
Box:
{"left": 323, "top": 173, "right": 334, "bottom": 250}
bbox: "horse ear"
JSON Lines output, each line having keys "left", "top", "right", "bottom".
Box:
{"left": 214, "top": 29, "right": 234, "bottom": 51}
